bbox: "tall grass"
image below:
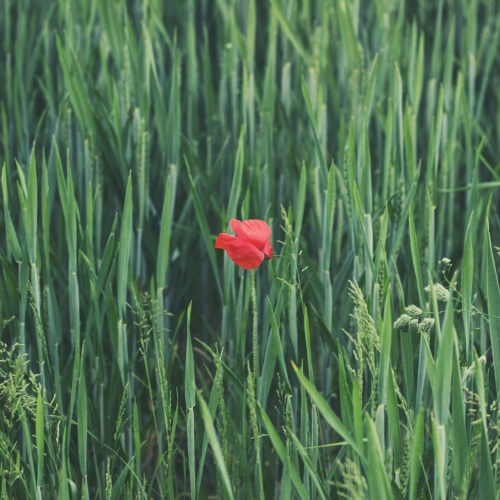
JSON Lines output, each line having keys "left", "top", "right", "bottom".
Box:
{"left": 0, "top": 0, "right": 500, "bottom": 498}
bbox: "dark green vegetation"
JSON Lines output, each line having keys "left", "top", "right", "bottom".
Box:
{"left": 1, "top": 0, "right": 500, "bottom": 498}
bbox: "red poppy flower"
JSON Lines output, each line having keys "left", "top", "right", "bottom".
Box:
{"left": 215, "top": 219, "right": 273, "bottom": 270}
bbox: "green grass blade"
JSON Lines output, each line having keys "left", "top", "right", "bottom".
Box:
{"left": 434, "top": 273, "right": 457, "bottom": 425}
{"left": 26, "top": 146, "right": 37, "bottom": 266}
{"left": 185, "top": 302, "right": 195, "bottom": 408}
{"left": 117, "top": 173, "right": 132, "bottom": 316}
{"left": 474, "top": 351, "right": 496, "bottom": 499}
{"left": 462, "top": 212, "right": 474, "bottom": 362}
{"left": 378, "top": 288, "right": 393, "bottom": 405}
{"left": 196, "top": 391, "right": 234, "bottom": 500}
{"left": 185, "top": 158, "right": 223, "bottom": 300}
{"left": 77, "top": 346, "right": 88, "bottom": 479}
{"left": 258, "top": 404, "right": 309, "bottom": 500}
{"left": 409, "top": 406, "right": 425, "bottom": 500}
{"left": 451, "top": 350, "right": 467, "bottom": 493}
{"left": 156, "top": 176, "right": 172, "bottom": 291}
{"left": 292, "top": 361, "right": 365, "bottom": 463}
{"left": 35, "top": 388, "right": 44, "bottom": 489}
{"left": 408, "top": 207, "right": 425, "bottom": 306}
{"left": 2, "top": 164, "right": 22, "bottom": 262}
{"left": 269, "top": 0, "right": 308, "bottom": 62}
{"left": 226, "top": 125, "right": 245, "bottom": 221}
{"left": 484, "top": 219, "right": 500, "bottom": 390}
{"left": 365, "top": 417, "right": 393, "bottom": 499}
{"left": 287, "top": 429, "right": 329, "bottom": 500}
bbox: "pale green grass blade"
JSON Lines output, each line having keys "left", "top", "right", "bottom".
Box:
{"left": 259, "top": 296, "right": 291, "bottom": 406}
{"left": 434, "top": 273, "right": 457, "bottom": 425}
{"left": 303, "top": 306, "right": 315, "bottom": 387}
{"left": 352, "top": 378, "right": 363, "bottom": 457}
{"left": 451, "top": 350, "right": 467, "bottom": 494}
{"left": 386, "top": 370, "right": 401, "bottom": 468}
{"left": 360, "top": 114, "right": 373, "bottom": 214}
{"left": 389, "top": 180, "right": 418, "bottom": 263}
{"left": 409, "top": 406, "right": 425, "bottom": 500}
{"left": 21, "top": 411, "right": 37, "bottom": 499}
{"left": 287, "top": 429, "right": 329, "bottom": 500}
{"left": 226, "top": 125, "right": 245, "bottom": 221}
{"left": 365, "top": 417, "right": 393, "bottom": 500}
{"left": 338, "top": 350, "right": 354, "bottom": 432}
{"left": 408, "top": 207, "right": 425, "bottom": 306}
{"left": 431, "top": 417, "right": 446, "bottom": 499}
{"left": 156, "top": 177, "right": 172, "bottom": 291}
{"left": 95, "top": 223, "right": 117, "bottom": 298}
{"left": 321, "top": 164, "right": 336, "bottom": 274}
{"left": 187, "top": 410, "right": 196, "bottom": 500}
{"left": 96, "top": 0, "right": 124, "bottom": 66}
{"left": 110, "top": 459, "right": 134, "bottom": 500}
{"left": 352, "top": 183, "right": 375, "bottom": 277}
{"left": 258, "top": 404, "right": 309, "bottom": 500}
{"left": 378, "top": 288, "right": 393, "bottom": 405}
{"left": 167, "top": 43, "right": 180, "bottom": 165}
{"left": 185, "top": 302, "right": 195, "bottom": 408}
{"left": 195, "top": 363, "right": 222, "bottom": 497}
{"left": 332, "top": 0, "right": 359, "bottom": 69}
{"left": 292, "top": 361, "right": 365, "bottom": 462}
{"left": 35, "top": 389, "right": 44, "bottom": 490}
{"left": 484, "top": 219, "right": 500, "bottom": 390}
{"left": 474, "top": 351, "right": 496, "bottom": 499}
{"left": 26, "top": 146, "right": 37, "bottom": 266}
{"left": 269, "top": 0, "right": 308, "bottom": 62}
{"left": 117, "top": 173, "right": 132, "bottom": 316}
{"left": 55, "top": 34, "right": 94, "bottom": 133}
{"left": 184, "top": 303, "right": 196, "bottom": 498}
{"left": 409, "top": 206, "right": 427, "bottom": 412}
{"left": 2, "top": 164, "right": 22, "bottom": 262}
{"left": 196, "top": 391, "right": 234, "bottom": 500}
{"left": 77, "top": 346, "right": 88, "bottom": 480}
{"left": 196, "top": 339, "right": 245, "bottom": 397}
{"left": 462, "top": 212, "right": 474, "bottom": 362}
{"left": 294, "top": 164, "right": 307, "bottom": 249}
{"left": 301, "top": 76, "right": 328, "bottom": 183}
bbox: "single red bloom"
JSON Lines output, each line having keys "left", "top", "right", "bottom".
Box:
{"left": 215, "top": 218, "right": 273, "bottom": 270}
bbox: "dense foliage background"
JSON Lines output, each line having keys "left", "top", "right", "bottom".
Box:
{"left": 1, "top": 0, "right": 500, "bottom": 498}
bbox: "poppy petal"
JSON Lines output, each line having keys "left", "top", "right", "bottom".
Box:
{"left": 262, "top": 240, "right": 273, "bottom": 259}
{"left": 215, "top": 233, "right": 265, "bottom": 269}
{"left": 229, "top": 219, "right": 247, "bottom": 239}
{"left": 230, "top": 219, "right": 271, "bottom": 250}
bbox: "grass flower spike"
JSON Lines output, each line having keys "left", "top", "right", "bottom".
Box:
{"left": 215, "top": 218, "right": 273, "bottom": 269}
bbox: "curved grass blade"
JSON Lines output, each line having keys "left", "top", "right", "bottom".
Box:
{"left": 258, "top": 404, "right": 309, "bottom": 500}
{"left": 292, "top": 361, "right": 365, "bottom": 463}
{"left": 287, "top": 429, "right": 329, "bottom": 500}
{"left": 196, "top": 391, "right": 235, "bottom": 500}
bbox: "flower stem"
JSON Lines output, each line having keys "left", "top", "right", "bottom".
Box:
{"left": 251, "top": 269, "right": 258, "bottom": 385}
{"left": 249, "top": 270, "right": 264, "bottom": 499}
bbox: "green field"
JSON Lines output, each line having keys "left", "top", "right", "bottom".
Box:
{"left": 1, "top": 0, "right": 500, "bottom": 498}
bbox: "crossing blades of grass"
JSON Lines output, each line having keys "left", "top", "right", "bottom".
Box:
{"left": 196, "top": 391, "right": 235, "bottom": 500}
{"left": 292, "top": 361, "right": 365, "bottom": 463}
{"left": 258, "top": 404, "right": 309, "bottom": 500}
